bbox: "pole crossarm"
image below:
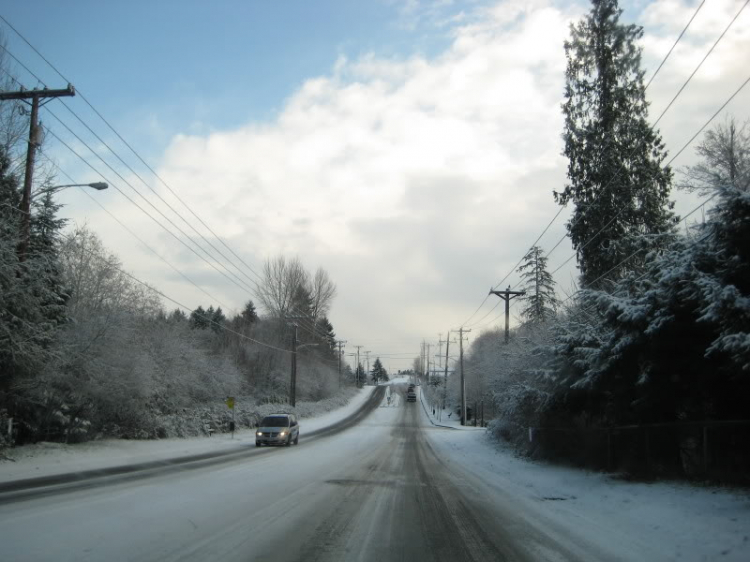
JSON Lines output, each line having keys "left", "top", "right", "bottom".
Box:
{"left": 489, "top": 286, "right": 526, "bottom": 344}
{"left": 0, "top": 84, "right": 75, "bottom": 102}
{"left": 489, "top": 286, "right": 526, "bottom": 300}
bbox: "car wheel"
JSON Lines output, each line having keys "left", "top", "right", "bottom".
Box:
{"left": 286, "top": 436, "right": 291, "bottom": 447}
{"left": 256, "top": 442, "right": 261, "bottom": 447}
{"left": 294, "top": 434, "right": 299, "bottom": 445}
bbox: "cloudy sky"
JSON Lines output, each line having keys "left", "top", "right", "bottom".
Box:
{"left": 2, "top": 0, "right": 749, "bottom": 369}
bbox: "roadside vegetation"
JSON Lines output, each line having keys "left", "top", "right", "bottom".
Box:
{"left": 432, "top": 0, "right": 749, "bottom": 481}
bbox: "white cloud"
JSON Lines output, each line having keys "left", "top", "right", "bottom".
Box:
{"left": 67, "top": 0, "right": 750, "bottom": 363}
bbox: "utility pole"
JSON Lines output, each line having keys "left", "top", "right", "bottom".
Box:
{"left": 354, "top": 345, "right": 364, "bottom": 387}
{"left": 437, "top": 334, "right": 443, "bottom": 374}
{"left": 420, "top": 340, "right": 424, "bottom": 382}
{"left": 443, "top": 332, "right": 452, "bottom": 420}
{"left": 454, "top": 327, "right": 471, "bottom": 425}
{"left": 489, "top": 286, "right": 526, "bottom": 343}
{"left": 336, "top": 340, "right": 347, "bottom": 387}
{"left": 0, "top": 85, "right": 76, "bottom": 261}
{"left": 426, "top": 343, "right": 431, "bottom": 385}
{"left": 534, "top": 247, "right": 541, "bottom": 320}
{"left": 289, "top": 322, "right": 298, "bottom": 407}
{"left": 364, "top": 351, "right": 371, "bottom": 384}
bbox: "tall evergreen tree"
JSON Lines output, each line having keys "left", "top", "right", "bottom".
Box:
{"left": 316, "top": 316, "right": 336, "bottom": 354}
{"left": 355, "top": 363, "right": 365, "bottom": 387}
{"left": 210, "top": 306, "right": 226, "bottom": 333}
{"left": 555, "top": 0, "right": 675, "bottom": 288}
{"left": 240, "top": 300, "right": 258, "bottom": 324}
{"left": 517, "top": 246, "right": 558, "bottom": 324}
{"left": 0, "top": 148, "right": 66, "bottom": 412}
{"left": 291, "top": 284, "right": 314, "bottom": 320}
{"left": 370, "top": 358, "right": 388, "bottom": 384}
{"left": 189, "top": 305, "right": 209, "bottom": 329}
{"left": 29, "top": 189, "right": 69, "bottom": 328}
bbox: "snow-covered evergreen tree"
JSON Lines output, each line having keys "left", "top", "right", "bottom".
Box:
{"left": 552, "top": 118, "right": 750, "bottom": 423}
{"left": 190, "top": 306, "right": 210, "bottom": 329}
{"left": 316, "top": 315, "right": 336, "bottom": 354}
{"left": 355, "top": 363, "right": 366, "bottom": 387}
{"left": 370, "top": 358, "right": 387, "bottom": 384}
{"left": 0, "top": 149, "right": 67, "bottom": 430}
{"left": 555, "top": 0, "right": 675, "bottom": 288}
{"left": 210, "top": 306, "right": 226, "bottom": 333}
{"left": 240, "top": 300, "right": 258, "bottom": 324}
{"left": 517, "top": 246, "right": 558, "bottom": 324}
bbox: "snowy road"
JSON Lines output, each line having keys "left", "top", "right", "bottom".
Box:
{"left": 0, "top": 384, "right": 697, "bottom": 561}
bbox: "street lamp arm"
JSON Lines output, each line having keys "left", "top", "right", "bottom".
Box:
{"left": 32, "top": 182, "right": 108, "bottom": 200}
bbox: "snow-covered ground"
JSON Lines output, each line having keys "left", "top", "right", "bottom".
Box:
{"left": 419, "top": 400, "right": 750, "bottom": 562}
{"left": 418, "top": 385, "right": 485, "bottom": 430}
{"left": 0, "top": 386, "right": 375, "bottom": 483}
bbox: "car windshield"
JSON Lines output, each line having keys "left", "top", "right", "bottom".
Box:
{"left": 260, "top": 417, "right": 289, "bottom": 427}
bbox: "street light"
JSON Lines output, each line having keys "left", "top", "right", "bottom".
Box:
{"left": 32, "top": 182, "right": 108, "bottom": 200}
{"left": 12, "top": 182, "right": 108, "bottom": 261}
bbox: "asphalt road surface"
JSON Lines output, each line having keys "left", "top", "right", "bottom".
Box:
{"left": 0, "top": 385, "right": 616, "bottom": 561}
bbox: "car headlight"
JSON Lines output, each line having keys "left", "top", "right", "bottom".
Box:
{"left": 280, "top": 431, "right": 286, "bottom": 436}
{"left": 256, "top": 432, "right": 262, "bottom": 436}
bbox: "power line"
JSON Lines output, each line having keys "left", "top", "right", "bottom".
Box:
{"left": 644, "top": 0, "right": 706, "bottom": 90}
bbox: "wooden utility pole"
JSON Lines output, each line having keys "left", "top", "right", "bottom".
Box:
{"left": 420, "top": 340, "right": 425, "bottom": 381}
{"left": 289, "top": 322, "right": 298, "bottom": 407}
{"left": 354, "top": 345, "right": 364, "bottom": 387}
{"left": 0, "top": 85, "right": 75, "bottom": 260}
{"left": 489, "top": 286, "right": 526, "bottom": 343}
{"left": 454, "top": 327, "right": 471, "bottom": 425}
{"left": 336, "top": 340, "right": 346, "bottom": 387}
{"left": 437, "top": 334, "right": 443, "bottom": 374}
{"left": 442, "top": 332, "right": 455, "bottom": 420}
{"left": 426, "top": 343, "right": 431, "bottom": 385}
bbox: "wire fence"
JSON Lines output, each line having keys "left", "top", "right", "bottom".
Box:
{"left": 528, "top": 420, "right": 750, "bottom": 484}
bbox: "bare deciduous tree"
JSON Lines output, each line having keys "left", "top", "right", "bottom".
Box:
{"left": 255, "top": 256, "right": 336, "bottom": 322}
{"left": 310, "top": 267, "right": 336, "bottom": 321}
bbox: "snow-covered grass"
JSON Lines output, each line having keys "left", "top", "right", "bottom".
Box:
{"left": 421, "top": 403, "right": 750, "bottom": 562}
{"left": 0, "top": 386, "right": 375, "bottom": 484}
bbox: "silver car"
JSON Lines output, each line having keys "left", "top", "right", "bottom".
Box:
{"left": 255, "top": 413, "right": 300, "bottom": 447}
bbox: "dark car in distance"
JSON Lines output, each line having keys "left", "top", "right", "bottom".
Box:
{"left": 256, "top": 413, "right": 300, "bottom": 447}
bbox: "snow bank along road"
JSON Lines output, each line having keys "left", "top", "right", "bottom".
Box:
{"left": 0, "top": 384, "right": 716, "bottom": 562}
